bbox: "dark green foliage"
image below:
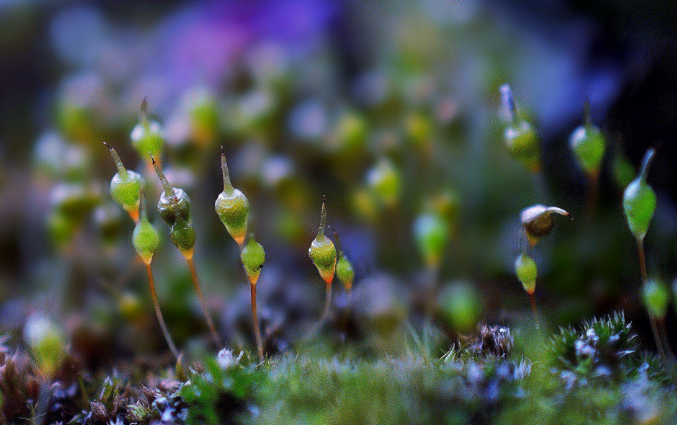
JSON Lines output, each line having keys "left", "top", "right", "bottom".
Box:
{"left": 180, "top": 351, "right": 261, "bottom": 425}
{"left": 550, "top": 313, "right": 639, "bottom": 383}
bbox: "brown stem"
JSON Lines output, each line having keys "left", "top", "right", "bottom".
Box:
{"left": 637, "top": 239, "right": 648, "bottom": 282}
{"left": 187, "top": 258, "right": 221, "bottom": 347}
{"left": 658, "top": 319, "right": 674, "bottom": 358}
{"left": 146, "top": 264, "right": 179, "bottom": 359}
{"left": 585, "top": 172, "right": 599, "bottom": 218}
{"left": 529, "top": 292, "right": 540, "bottom": 331}
{"left": 649, "top": 316, "right": 667, "bottom": 361}
{"left": 250, "top": 283, "right": 264, "bottom": 362}
{"left": 636, "top": 238, "right": 670, "bottom": 361}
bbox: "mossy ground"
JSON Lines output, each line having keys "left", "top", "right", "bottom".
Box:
{"left": 1, "top": 313, "right": 675, "bottom": 424}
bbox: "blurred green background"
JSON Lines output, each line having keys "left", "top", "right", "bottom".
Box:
{"left": 1, "top": 0, "right": 677, "bottom": 361}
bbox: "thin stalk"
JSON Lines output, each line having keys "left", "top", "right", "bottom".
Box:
{"left": 250, "top": 283, "right": 264, "bottom": 362}
{"left": 658, "top": 320, "right": 674, "bottom": 358}
{"left": 637, "top": 239, "right": 648, "bottom": 282}
{"left": 304, "top": 281, "right": 333, "bottom": 341}
{"left": 146, "top": 264, "right": 179, "bottom": 359}
{"left": 585, "top": 172, "right": 599, "bottom": 218}
{"left": 637, "top": 238, "right": 669, "bottom": 361}
{"left": 529, "top": 292, "right": 540, "bottom": 330}
{"left": 187, "top": 257, "right": 221, "bottom": 347}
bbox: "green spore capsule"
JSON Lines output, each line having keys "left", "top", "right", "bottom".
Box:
{"left": 308, "top": 199, "right": 337, "bottom": 284}
{"left": 104, "top": 142, "right": 143, "bottom": 220}
{"left": 94, "top": 202, "right": 123, "bottom": 248}
{"left": 50, "top": 182, "right": 101, "bottom": 223}
{"left": 215, "top": 147, "right": 249, "bottom": 246}
{"left": 366, "top": 157, "right": 400, "bottom": 207}
{"left": 333, "top": 110, "right": 367, "bottom": 152}
{"left": 501, "top": 84, "right": 540, "bottom": 172}
{"left": 515, "top": 253, "right": 537, "bottom": 294}
{"left": 439, "top": 281, "right": 482, "bottom": 333}
{"left": 47, "top": 210, "right": 77, "bottom": 249}
{"left": 23, "top": 314, "right": 66, "bottom": 376}
{"left": 569, "top": 101, "right": 606, "bottom": 177}
{"left": 643, "top": 278, "right": 670, "bottom": 320}
{"left": 623, "top": 148, "right": 657, "bottom": 241}
{"left": 133, "top": 193, "right": 160, "bottom": 265}
{"left": 170, "top": 214, "right": 196, "bottom": 259}
{"left": 414, "top": 211, "right": 449, "bottom": 268}
{"left": 336, "top": 253, "right": 355, "bottom": 291}
{"left": 151, "top": 154, "right": 191, "bottom": 226}
{"left": 241, "top": 233, "right": 266, "bottom": 285}
{"left": 130, "top": 99, "right": 165, "bottom": 160}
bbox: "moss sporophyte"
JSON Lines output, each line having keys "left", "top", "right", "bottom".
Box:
{"left": 150, "top": 154, "right": 221, "bottom": 348}
{"left": 500, "top": 84, "right": 540, "bottom": 173}
{"left": 309, "top": 199, "right": 337, "bottom": 286}
{"left": 516, "top": 205, "right": 569, "bottom": 329}
{"left": 306, "top": 198, "right": 337, "bottom": 338}
{"left": 130, "top": 99, "right": 165, "bottom": 164}
{"left": 132, "top": 189, "right": 178, "bottom": 358}
{"left": 622, "top": 148, "right": 672, "bottom": 361}
{"left": 103, "top": 142, "right": 142, "bottom": 222}
{"left": 520, "top": 205, "right": 570, "bottom": 246}
{"left": 215, "top": 146, "right": 250, "bottom": 247}
{"left": 216, "top": 148, "right": 263, "bottom": 361}
{"left": 241, "top": 233, "right": 265, "bottom": 361}
{"left": 414, "top": 211, "right": 449, "bottom": 269}
{"left": 569, "top": 100, "right": 606, "bottom": 178}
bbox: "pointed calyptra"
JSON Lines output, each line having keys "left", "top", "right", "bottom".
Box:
{"left": 241, "top": 233, "right": 265, "bottom": 285}
{"left": 515, "top": 253, "right": 537, "bottom": 294}
{"left": 132, "top": 191, "right": 160, "bottom": 266}
{"left": 130, "top": 99, "right": 165, "bottom": 160}
{"left": 104, "top": 142, "right": 143, "bottom": 220}
{"left": 150, "top": 154, "right": 191, "bottom": 226}
{"left": 500, "top": 84, "right": 540, "bottom": 172}
{"left": 414, "top": 211, "right": 449, "bottom": 268}
{"left": 520, "top": 205, "right": 570, "bottom": 246}
{"left": 215, "top": 147, "right": 249, "bottom": 246}
{"left": 642, "top": 278, "right": 670, "bottom": 320}
{"left": 569, "top": 101, "right": 606, "bottom": 177}
{"left": 308, "top": 199, "right": 337, "bottom": 284}
{"left": 623, "top": 148, "right": 657, "bottom": 241}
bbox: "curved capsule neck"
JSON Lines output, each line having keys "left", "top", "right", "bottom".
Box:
{"left": 220, "top": 149, "right": 234, "bottom": 195}
{"left": 316, "top": 201, "right": 328, "bottom": 239}
{"left": 500, "top": 84, "right": 519, "bottom": 125}
{"left": 140, "top": 98, "right": 150, "bottom": 128}
{"left": 583, "top": 99, "right": 592, "bottom": 128}
{"left": 639, "top": 148, "right": 656, "bottom": 183}
{"left": 151, "top": 155, "right": 174, "bottom": 198}
{"left": 105, "top": 143, "right": 129, "bottom": 180}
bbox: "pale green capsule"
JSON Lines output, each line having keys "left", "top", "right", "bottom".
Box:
{"left": 215, "top": 148, "right": 249, "bottom": 246}
{"left": 308, "top": 200, "right": 337, "bottom": 284}
{"left": 515, "top": 253, "right": 537, "bottom": 294}
{"left": 643, "top": 279, "right": 670, "bottom": 320}
{"left": 623, "top": 149, "right": 656, "bottom": 241}
{"left": 241, "top": 234, "right": 266, "bottom": 285}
